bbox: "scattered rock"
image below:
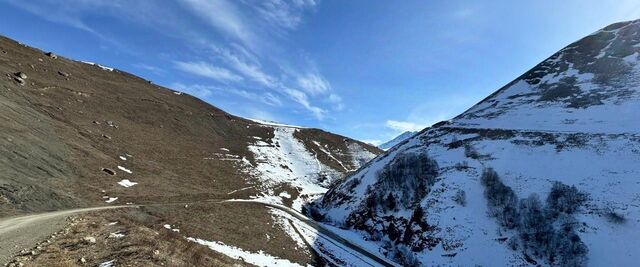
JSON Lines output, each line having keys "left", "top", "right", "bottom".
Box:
{"left": 83, "top": 236, "right": 96, "bottom": 244}
{"left": 79, "top": 257, "right": 87, "bottom": 264}
{"left": 106, "top": 121, "right": 118, "bottom": 128}
{"left": 15, "top": 72, "right": 27, "bottom": 79}
{"left": 93, "top": 120, "right": 101, "bottom": 125}
{"left": 45, "top": 52, "right": 57, "bottom": 59}
{"left": 102, "top": 134, "right": 111, "bottom": 139}
{"left": 13, "top": 76, "right": 25, "bottom": 85}
{"left": 102, "top": 168, "right": 116, "bottom": 176}
{"left": 109, "top": 232, "right": 124, "bottom": 239}
{"left": 58, "top": 71, "right": 70, "bottom": 77}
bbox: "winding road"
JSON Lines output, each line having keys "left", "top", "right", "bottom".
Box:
{"left": 0, "top": 201, "right": 398, "bottom": 267}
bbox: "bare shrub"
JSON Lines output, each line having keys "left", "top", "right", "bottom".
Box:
{"left": 375, "top": 152, "right": 439, "bottom": 208}
{"left": 452, "top": 189, "right": 466, "bottom": 206}
{"left": 480, "top": 169, "right": 589, "bottom": 266}
{"left": 480, "top": 168, "right": 519, "bottom": 229}
{"left": 546, "top": 182, "right": 587, "bottom": 217}
{"left": 604, "top": 209, "right": 626, "bottom": 224}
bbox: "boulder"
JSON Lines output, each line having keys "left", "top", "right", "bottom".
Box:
{"left": 82, "top": 236, "right": 96, "bottom": 244}
{"left": 13, "top": 77, "right": 25, "bottom": 85}
{"left": 45, "top": 52, "right": 57, "bottom": 59}
{"left": 14, "top": 72, "right": 27, "bottom": 79}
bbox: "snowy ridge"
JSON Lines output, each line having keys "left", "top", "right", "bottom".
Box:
{"left": 80, "top": 61, "right": 115, "bottom": 71}
{"left": 248, "top": 118, "right": 305, "bottom": 128}
{"left": 243, "top": 125, "right": 377, "bottom": 211}
{"left": 315, "top": 19, "right": 640, "bottom": 266}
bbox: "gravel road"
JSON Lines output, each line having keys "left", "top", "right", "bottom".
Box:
{"left": 0, "top": 206, "right": 137, "bottom": 265}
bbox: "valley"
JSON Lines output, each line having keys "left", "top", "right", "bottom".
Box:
{"left": 1, "top": 10, "right": 640, "bottom": 267}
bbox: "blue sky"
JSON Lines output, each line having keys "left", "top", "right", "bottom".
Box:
{"left": 1, "top": 1, "right": 639, "bottom": 145}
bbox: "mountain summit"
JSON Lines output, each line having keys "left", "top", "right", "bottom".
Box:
{"left": 313, "top": 19, "right": 640, "bottom": 266}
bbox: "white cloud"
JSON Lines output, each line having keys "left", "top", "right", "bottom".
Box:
{"left": 174, "top": 61, "right": 243, "bottom": 82}
{"left": 211, "top": 46, "right": 279, "bottom": 88}
{"left": 255, "top": 0, "right": 316, "bottom": 31}
{"left": 284, "top": 88, "right": 326, "bottom": 120}
{"left": 327, "top": 93, "right": 345, "bottom": 111}
{"left": 172, "top": 83, "right": 282, "bottom": 107}
{"left": 297, "top": 73, "right": 331, "bottom": 95}
{"left": 385, "top": 120, "right": 427, "bottom": 132}
{"left": 225, "top": 89, "right": 282, "bottom": 106}
{"left": 178, "top": 0, "right": 255, "bottom": 47}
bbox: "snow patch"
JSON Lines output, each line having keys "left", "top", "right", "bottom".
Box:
{"left": 81, "top": 61, "right": 115, "bottom": 71}
{"left": 117, "top": 179, "right": 138, "bottom": 188}
{"left": 187, "top": 237, "right": 304, "bottom": 266}
{"left": 117, "top": 165, "right": 132, "bottom": 174}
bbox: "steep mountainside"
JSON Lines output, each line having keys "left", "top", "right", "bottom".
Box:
{"left": 314, "top": 20, "right": 640, "bottom": 266}
{"left": 378, "top": 131, "right": 418, "bottom": 150}
{"left": 0, "top": 35, "right": 380, "bottom": 265}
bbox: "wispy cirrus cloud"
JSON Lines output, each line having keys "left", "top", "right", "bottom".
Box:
{"left": 178, "top": 0, "right": 256, "bottom": 47}
{"left": 297, "top": 73, "right": 331, "bottom": 95}
{"left": 284, "top": 87, "right": 326, "bottom": 120}
{"left": 172, "top": 83, "right": 282, "bottom": 107}
{"left": 174, "top": 61, "right": 243, "bottom": 82}
{"left": 255, "top": 0, "right": 317, "bottom": 32}
{"left": 213, "top": 47, "right": 279, "bottom": 88}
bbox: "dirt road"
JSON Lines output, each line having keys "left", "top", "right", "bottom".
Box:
{"left": 0, "top": 201, "right": 398, "bottom": 267}
{"left": 0, "top": 205, "right": 138, "bottom": 265}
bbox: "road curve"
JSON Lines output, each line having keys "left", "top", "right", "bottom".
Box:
{"left": 224, "top": 200, "right": 400, "bottom": 267}
{"left": 0, "top": 200, "right": 399, "bottom": 267}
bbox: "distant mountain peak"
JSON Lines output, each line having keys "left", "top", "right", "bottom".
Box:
{"left": 378, "top": 131, "right": 417, "bottom": 150}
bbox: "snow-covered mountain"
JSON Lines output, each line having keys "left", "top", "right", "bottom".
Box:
{"left": 378, "top": 131, "right": 418, "bottom": 150}
{"left": 311, "top": 19, "right": 640, "bottom": 266}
